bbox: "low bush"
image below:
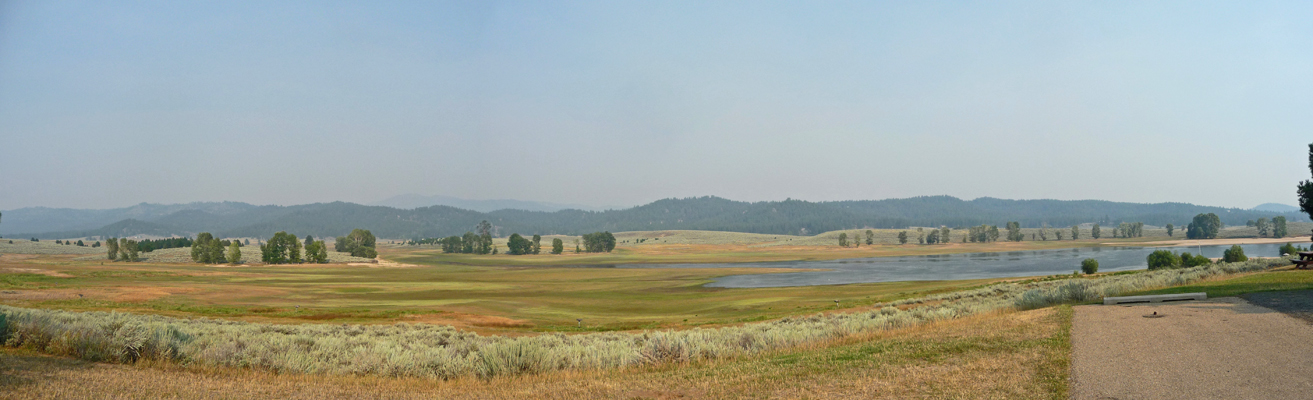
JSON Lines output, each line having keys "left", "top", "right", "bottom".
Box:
{"left": 1147, "top": 249, "right": 1181, "bottom": 270}
{"left": 1279, "top": 243, "right": 1308, "bottom": 257}
{"left": 1080, "top": 258, "right": 1098, "bottom": 274}
{"left": 1179, "top": 252, "right": 1212, "bottom": 267}
{"left": 1222, "top": 245, "right": 1248, "bottom": 263}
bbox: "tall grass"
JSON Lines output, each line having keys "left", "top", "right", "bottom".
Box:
{"left": 0, "top": 258, "right": 1288, "bottom": 379}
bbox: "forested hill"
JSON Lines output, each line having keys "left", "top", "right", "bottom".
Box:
{"left": 4, "top": 196, "right": 1307, "bottom": 240}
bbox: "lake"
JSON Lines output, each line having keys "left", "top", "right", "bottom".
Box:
{"left": 617, "top": 242, "right": 1300, "bottom": 288}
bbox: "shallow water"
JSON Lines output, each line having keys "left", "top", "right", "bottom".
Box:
{"left": 616, "top": 242, "right": 1300, "bottom": 288}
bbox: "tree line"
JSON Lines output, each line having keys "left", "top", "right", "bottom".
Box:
{"left": 26, "top": 195, "right": 1310, "bottom": 240}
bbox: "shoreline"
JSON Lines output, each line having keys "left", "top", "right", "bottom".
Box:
{"left": 1129, "top": 236, "right": 1312, "bottom": 247}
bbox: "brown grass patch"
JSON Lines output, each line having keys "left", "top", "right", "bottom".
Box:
{"left": 402, "top": 312, "right": 535, "bottom": 330}
{"left": 1, "top": 268, "right": 72, "bottom": 278}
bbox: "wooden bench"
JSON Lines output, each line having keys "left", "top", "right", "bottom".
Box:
{"left": 1103, "top": 293, "right": 1207, "bottom": 305}
{"left": 1296, "top": 259, "right": 1313, "bottom": 270}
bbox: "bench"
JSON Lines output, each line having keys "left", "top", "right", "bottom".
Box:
{"left": 1103, "top": 293, "right": 1207, "bottom": 305}
{"left": 1295, "top": 259, "right": 1313, "bottom": 270}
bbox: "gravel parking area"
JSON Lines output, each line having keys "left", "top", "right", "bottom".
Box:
{"left": 1072, "top": 296, "right": 1313, "bottom": 399}
{"left": 1242, "top": 289, "right": 1313, "bottom": 324}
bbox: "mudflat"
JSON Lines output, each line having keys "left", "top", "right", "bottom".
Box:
{"left": 1072, "top": 297, "right": 1313, "bottom": 399}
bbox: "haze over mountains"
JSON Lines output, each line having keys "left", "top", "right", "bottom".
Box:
{"left": 369, "top": 194, "right": 614, "bottom": 213}
{"left": 1, "top": 197, "right": 1305, "bottom": 240}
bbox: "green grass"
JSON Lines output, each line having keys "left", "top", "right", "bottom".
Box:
{"left": 1127, "top": 268, "right": 1313, "bottom": 298}
{"left": 0, "top": 254, "right": 1012, "bottom": 331}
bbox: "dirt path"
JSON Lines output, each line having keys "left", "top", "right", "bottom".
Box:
{"left": 1072, "top": 297, "right": 1313, "bottom": 399}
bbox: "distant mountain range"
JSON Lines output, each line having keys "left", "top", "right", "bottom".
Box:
{"left": 2, "top": 196, "right": 1307, "bottom": 240}
{"left": 369, "top": 194, "right": 612, "bottom": 213}
{"left": 1252, "top": 203, "right": 1300, "bottom": 213}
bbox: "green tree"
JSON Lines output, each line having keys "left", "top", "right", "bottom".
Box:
{"left": 207, "top": 237, "right": 224, "bottom": 263}
{"left": 865, "top": 230, "right": 874, "bottom": 245}
{"left": 1299, "top": 143, "right": 1313, "bottom": 230}
{"left": 1274, "top": 216, "right": 1289, "bottom": 238}
{"left": 1147, "top": 249, "right": 1181, "bottom": 270}
{"left": 1056, "top": 230, "right": 1064, "bottom": 240}
{"left": 106, "top": 237, "right": 119, "bottom": 261}
{"left": 582, "top": 232, "right": 617, "bottom": 252}
{"left": 226, "top": 241, "right": 242, "bottom": 264}
{"left": 339, "top": 229, "right": 378, "bottom": 258}
{"left": 506, "top": 233, "right": 532, "bottom": 255}
{"left": 1186, "top": 213, "right": 1221, "bottom": 239}
{"left": 1256, "top": 218, "right": 1270, "bottom": 237}
{"left": 925, "top": 229, "right": 939, "bottom": 244}
{"left": 532, "top": 234, "right": 542, "bottom": 255}
{"left": 551, "top": 238, "right": 564, "bottom": 254}
{"left": 1038, "top": 227, "right": 1048, "bottom": 241}
{"left": 837, "top": 232, "right": 849, "bottom": 247}
{"left": 1006, "top": 222, "right": 1023, "bottom": 242}
{"left": 120, "top": 238, "right": 139, "bottom": 262}
{"left": 1166, "top": 223, "right": 1174, "bottom": 237}
{"left": 1080, "top": 258, "right": 1098, "bottom": 274}
{"left": 288, "top": 237, "right": 302, "bottom": 263}
{"left": 261, "top": 231, "right": 302, "bottom": 264}
{"left": 1222, "top": 245, "right": 1248, "bottom": 263}
{"left": 939, "top": 227, "right": 950, "bottom": 244}
{"left": 897, "top": 231, "right": 908, "bottom": 244}
{"left": 305, "top": 240, "right": 328, "bottom": 263}
{"left": 1071, "top": 225, "right": 1080, "bottom": 240}
{"left": 987, "top": 225, "right": 1000, "bottom": 242}
{"left": 192, "top": 232, "right": 215, "bottom": 263}
{"left": 1091, "top": 224, "right": 1101, "bottom": 239}
{"left": 304, "top": 235, "right": 314, "bottom": 248}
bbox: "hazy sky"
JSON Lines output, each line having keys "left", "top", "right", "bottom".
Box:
{"left": 2, "top": 1, "right": 1311, "bottom": 211}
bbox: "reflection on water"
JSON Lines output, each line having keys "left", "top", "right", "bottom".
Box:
{"left": 617, "top": 243, "right": 1293, "bottom": 288}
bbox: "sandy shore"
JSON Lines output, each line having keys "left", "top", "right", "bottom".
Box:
{"left": 1124, "top": 236, "right": 1312, "bottom": 247}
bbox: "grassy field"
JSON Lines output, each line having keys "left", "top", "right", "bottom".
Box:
{"left": 0, "top": 253, "right": 1014, "bottom": 332}
{"left": 0, "top": 305, "right": 1072, "bottom": 399}
{"left": 1127, "top": 267, "right": 1313, "bottom": 298}
{"left": 0, "top": 230, "right": 1297, "bottom": 396}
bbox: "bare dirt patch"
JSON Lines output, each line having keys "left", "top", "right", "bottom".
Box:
{"left": 1, "top": 268, "right": 72, "bottom": 278}
{"left": 1073, "top": 297, "right": 1313, "bottom": 399}
{"left": 349, "top": 258, "right": 420, "bottom": 268}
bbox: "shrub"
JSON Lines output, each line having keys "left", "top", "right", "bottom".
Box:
{"left": 1147, "top": 249, "right": 1181, "bottom": 270}
{"left": 1279, "top": 243, "right": 1308, "bottom": 256}
{"left": 1080, "top": 258, "right": 1098, "bottom": 274}
{"left": 1179, "top": 252, "right": 1211, "bottom": 267}
{"left": 1222, "top": 245, "right": 1248, "bottom": 263}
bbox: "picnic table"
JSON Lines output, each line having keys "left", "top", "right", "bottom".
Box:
{"left": 1295, "top": 252, "right": 1313, "bottom": 269}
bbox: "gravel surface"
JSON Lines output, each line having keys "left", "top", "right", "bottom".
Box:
{"left": 1242, "top": 290, "right": 1313, "bottom": 324}
{"left": 1072, "top": 297, "right": 1313, "bottom": 400}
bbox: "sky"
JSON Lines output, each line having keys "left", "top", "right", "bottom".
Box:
{"left": 2, "top": 1, "right": 1311, "bottom": 211}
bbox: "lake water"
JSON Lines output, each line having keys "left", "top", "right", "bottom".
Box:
{"left": 616, "top": 243, "right": 1300, "bottom": 288}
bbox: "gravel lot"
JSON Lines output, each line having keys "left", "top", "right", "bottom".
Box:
{"left": 1072, "top": 296, "right": 1313, "bottom": 399}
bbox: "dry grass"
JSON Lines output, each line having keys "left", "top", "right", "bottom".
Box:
{"left": 0, "top": 306, "right": 1070, "bottom": 399}
{"left": 0, "top": 240, "right": 101, "bottom": 256}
